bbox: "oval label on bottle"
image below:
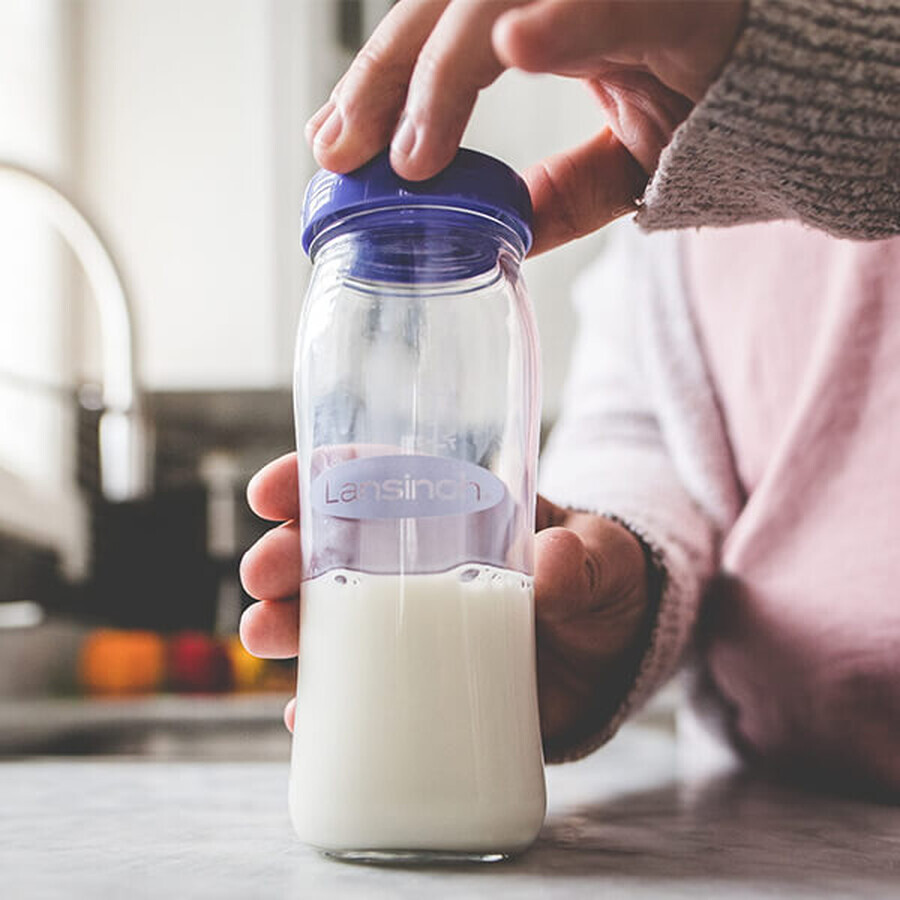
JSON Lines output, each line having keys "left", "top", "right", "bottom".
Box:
{"left": 310, "top": 454, "right": 506, "bottom": 520}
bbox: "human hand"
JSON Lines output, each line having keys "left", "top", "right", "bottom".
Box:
{"left": 306, "top": 0, "right": 745, "bottom": 254}
{"left": 239, "top": 452, "right": 652, "bottom": 751}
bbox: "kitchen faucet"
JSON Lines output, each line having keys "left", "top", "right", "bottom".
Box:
{"left": 0, "top": 161, "right": 149, "bottom": 502}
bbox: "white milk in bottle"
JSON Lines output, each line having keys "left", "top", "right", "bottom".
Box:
{"left": 290, "top": 566, "right": 545, "bottom": 855}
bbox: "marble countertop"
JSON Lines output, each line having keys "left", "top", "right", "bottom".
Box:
{"left": 2, "top": 721, "right": 898, "bottom": 899}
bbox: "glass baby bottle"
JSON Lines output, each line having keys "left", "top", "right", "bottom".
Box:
{"left": 289, "top": 149, "right": 546, "bottom": 862}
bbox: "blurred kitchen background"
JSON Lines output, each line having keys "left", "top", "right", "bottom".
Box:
{"left": 0, "top": 0, "right": 615, "bottom": 757}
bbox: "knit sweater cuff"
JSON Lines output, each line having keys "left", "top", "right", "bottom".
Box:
{"left": 637, "top": 0, "right": 900, "bottom": 239}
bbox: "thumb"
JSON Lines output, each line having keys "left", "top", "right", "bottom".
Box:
{"left": 523, "top": 129, "right": 647, "bottom": 256}
{"left": 534, "top": 526, "right": 601, "bottom": 625}
{"left": 535, "top": 510, "right": 647, "bottom": 627}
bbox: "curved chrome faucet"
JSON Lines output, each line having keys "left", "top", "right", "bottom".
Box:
{"left": 0, "top": 161, "right": 149, "bottom": 501}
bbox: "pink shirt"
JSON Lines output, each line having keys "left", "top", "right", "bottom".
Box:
{"left": 684, "top": 222, "right": 900, "bottom": 787}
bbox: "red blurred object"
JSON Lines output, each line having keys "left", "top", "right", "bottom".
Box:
{"left": 168, "top": 632, "right": 233, "bottom": 693}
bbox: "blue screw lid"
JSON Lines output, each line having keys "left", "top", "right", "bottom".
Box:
{"left": 301, "top": 148, "right": 533, "bottom": 258}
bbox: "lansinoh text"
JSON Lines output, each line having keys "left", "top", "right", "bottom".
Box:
{"left": 310, "top": 453, "right": 506, "bottom": 519}
{"left": 325, "top": 474, "right": 482, "bottom": 504}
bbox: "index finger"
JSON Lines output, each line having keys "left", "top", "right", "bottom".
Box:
{"left": 308, "top": 0, "right": 449, "bottom": 174}
{"left": 389, "top": 0, "right": 527, "bottom": 180}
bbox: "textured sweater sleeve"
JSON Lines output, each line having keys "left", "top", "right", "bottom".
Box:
{"left": 637, "top": 0, "right": 900, "bottom": 239}
{"left": 538, "top": 224, "right": 739, "bottom": 764}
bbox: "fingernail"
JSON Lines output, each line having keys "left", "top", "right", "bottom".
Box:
{"left": 391, "top": 114, "right": 417, "bottom": 159}
{"left": 313, "top": 107, "right": 343, "bottom": 150}
{"left": 304, "top": 100, "right": 335, "bottom": 142}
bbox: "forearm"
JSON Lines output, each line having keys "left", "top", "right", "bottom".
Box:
{"left": 639, "top": 0, "right": 900, "bottom": 239}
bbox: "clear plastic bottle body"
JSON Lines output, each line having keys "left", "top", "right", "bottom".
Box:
{"left": 290, "top": 209, "right": 546, "bottom": 862}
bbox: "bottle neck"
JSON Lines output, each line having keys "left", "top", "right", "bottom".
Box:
{"left": 309, "top": 207, "right": 525, "bottom": 286}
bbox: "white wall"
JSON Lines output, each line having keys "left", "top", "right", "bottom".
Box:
{"left": 77, "top": 0, "right": 285, "bottom": 389}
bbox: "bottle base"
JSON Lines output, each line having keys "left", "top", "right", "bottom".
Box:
{"left": 320, "top": 848, "right": 513, "bottom": 866}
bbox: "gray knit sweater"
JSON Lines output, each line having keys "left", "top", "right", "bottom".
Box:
{"left": 638, "top": 0, "right": 900, "bottom": 239}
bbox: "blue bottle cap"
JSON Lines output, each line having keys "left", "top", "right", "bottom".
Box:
{"left": 301, "top": 148, "right": 533, "bottom": 259}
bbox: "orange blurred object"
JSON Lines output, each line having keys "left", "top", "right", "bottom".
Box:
{"left": 78, "top": 629, "right": 166, "bottom": 696}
